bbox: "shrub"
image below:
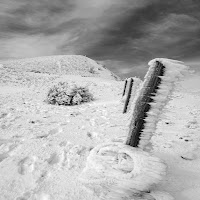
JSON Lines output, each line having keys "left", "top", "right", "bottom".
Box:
{"left": 46, "top": 82, "right": 93, "bottom": 106}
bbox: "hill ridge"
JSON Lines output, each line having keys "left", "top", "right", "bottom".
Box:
{"left": 1, "top": 55, "right": 121, "bottom": 81}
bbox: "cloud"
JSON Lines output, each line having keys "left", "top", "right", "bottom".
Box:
{"left": 0, "top": 33, "right": 78, "bottom": 59}
{"left": 0, "top": 0, "right": 151, "bottom": 35}
{"left": 1, "top": 0, "right": 200, "bottom": 77}
{"left": 129, "top": 14, "right": 200, "bottom": 59}
{"left": 0, "top": 0, "right": 75, "bottom": 34}
{"left": 98, "top": 60, "right": 148, "bottom": 79}
{"left": 84, "top": 6, "right": 200, "bottom": 70}
{"left": 0, "top": 0, "right": 154, "bottom": 59}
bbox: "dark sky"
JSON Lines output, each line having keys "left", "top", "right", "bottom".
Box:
{"left": 0, "top": 0, "right": 200, "bottom": 78}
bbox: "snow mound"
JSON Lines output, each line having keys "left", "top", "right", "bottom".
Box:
{"left": 1, "top": 55, "right": 121, "bottom": 80}
{"left": 79, "top": 142, "right": 166, "bottom": 200}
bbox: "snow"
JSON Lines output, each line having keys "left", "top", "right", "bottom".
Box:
{"left": 1, "top": 55, "right": 121, "bottom": 81}
{"left": 0, "top": 55, "right": 124, "bottom": 200}
{"left": 0, "top": 56, "right": 200, "bottom": 200}
{"left": 150, "top": 74, "right": 200, "bottom": 200}
{"left": 79, "top": 142, "right": 167, "bottom": 200}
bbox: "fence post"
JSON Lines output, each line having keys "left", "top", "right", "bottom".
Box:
{"left": 122, "top": 78, "right": 134, "bottom": 114}
{"left": 122, "top": 78, "right": 128, "bottom": 97}
{"left": 126, "top": 61, "right": 165, "bottom": 147}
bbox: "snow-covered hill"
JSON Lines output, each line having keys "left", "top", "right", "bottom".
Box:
{"left": 0, "top": 56, "right": 200, "bottom": 200}
{"left": 1, "top": 55, "right": 121, "bottom": 81}
{"left": 0, "top": 55, "right": 124, "bottom": 200}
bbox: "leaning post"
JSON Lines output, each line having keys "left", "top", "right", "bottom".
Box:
{"left": 122, "top": 78, "right": 128, "bottom": 97}
{"left": 126, "top": 61, "right": 165, "bottom": 147}
{"left": 122, "top": 78, "right": 134, "bottom": 114}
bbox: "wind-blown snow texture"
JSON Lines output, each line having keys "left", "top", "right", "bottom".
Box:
{"left": 79, "top": 142, "right": 170, "bottom": 200}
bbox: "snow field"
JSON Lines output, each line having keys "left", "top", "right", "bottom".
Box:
{"left": 1, "top": 56, "right": 200, "bottom": 200}
{"left": 0, "top": 56, "right": 124, "bottom": 200}
{"left": 150, "top": 74, "right": 200, "bottom": 200}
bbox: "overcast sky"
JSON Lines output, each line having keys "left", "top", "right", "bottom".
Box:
{"left": 0, "top": 0, "right": 200, "bottom": 78}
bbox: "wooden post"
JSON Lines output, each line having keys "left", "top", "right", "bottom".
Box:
{"left": 122, "top": 79, "right": 128, "bottom": 97}
{"left": 126, "top": 61, "right": 165, "bottom": 147}
{"left": 123, "top": 78, "right": 134, "bottom": 114}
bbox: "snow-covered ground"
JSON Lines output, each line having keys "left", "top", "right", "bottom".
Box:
{"left": 0, "top": 56, "right": 200, "bottom": 200}
{"left": 152, "top": 72, "right": 200, "bottom": 200}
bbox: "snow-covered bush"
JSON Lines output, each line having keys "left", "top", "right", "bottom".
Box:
{"left": 46, "top": 82, "right": 93, "bottom": 106}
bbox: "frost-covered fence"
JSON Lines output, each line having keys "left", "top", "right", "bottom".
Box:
{"left": 125, "top": 59, "right": 187, "bottom": 149}
{"left": 122, "top": 77, "right": 142, "bottom": 114}
{"left": 122, "top": 78, "right": 133, "bottom": 113}
{"left": 122, "top": 78, "right": 128, "bottom": 97}
{"left": 80, "top": 58, "right": 187, "bottom": 200}
{"left": 126, "top": 61, "right": 165, "bottom": 147}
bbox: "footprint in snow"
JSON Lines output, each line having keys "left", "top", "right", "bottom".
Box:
{"left": 0, "top": 112, "right": 8, "bottom": 119}
{"left": 190, "top": 109, "right": 200, "bottom": 116}
{"left": 34, "top": 193, "right": 51, "bottom": 200}
{"left": 0, "top": 153, "right": 9, "bottom": 162}
{"left": 0, "top": 140, "right": 22, "bottom": 162}
{"left": 37, "top": 127, "right": 63, "bottom": 139}
{"left": 46, "top": 152, "right": 61, "bottom": 165}
{"left": 67, "top": 145, "right": 87, "bottom": 169}
{"left": 48, "top": 127, "right": 62, "bottom": 135}
{"left": 15, "top": 191, "right": 32, "bottom": 200}
{"left": 18, "top": 156, "right": 37, "bottom": 175}
{"left": 58, "top": 144, "right": 87, "bottom": 169}
{"left": 186, "top": 119, "right": 199, "bottom": 129}
{"left": 16, "top": 192, "right": 50, "bottom": 200}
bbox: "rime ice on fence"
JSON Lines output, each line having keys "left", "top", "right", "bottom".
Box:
{"left": 122, "top": 78, "right": 133, "bottom": 114}
{"left": 126, "top": 58, "right": 188, "bottom": 149}
{"left": 122, "top": 77, "right": 142, "bottom": 115}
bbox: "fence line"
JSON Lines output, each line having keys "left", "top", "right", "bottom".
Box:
{"left": 122, "top": 78, "right": 128, "bottom": 97}
{"left": 124, "top": 61, "right": 165, "bottom": 147}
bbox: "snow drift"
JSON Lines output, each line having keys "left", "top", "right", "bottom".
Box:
{"left": 79, "top": 142, "right": 168, "bottom": 200}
